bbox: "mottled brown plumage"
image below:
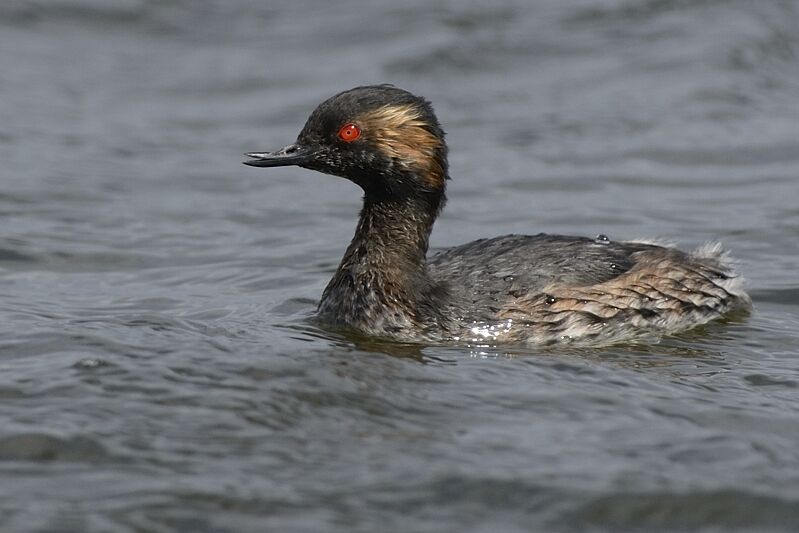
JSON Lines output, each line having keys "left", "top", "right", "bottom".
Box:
{"left": 244, "top": 85, "right": 750, "bottom": 345}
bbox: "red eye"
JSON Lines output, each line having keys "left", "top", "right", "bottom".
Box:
{"left": 337, "top": 123, "right": 361, "bottom": 142}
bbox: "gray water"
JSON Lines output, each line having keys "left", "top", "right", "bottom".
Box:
{"left": 1, "top": 0, "right": 799, "bottom": 531}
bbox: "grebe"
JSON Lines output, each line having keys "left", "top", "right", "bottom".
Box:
{"left": 244, "top": 85, "right": 749, "bottom": 345}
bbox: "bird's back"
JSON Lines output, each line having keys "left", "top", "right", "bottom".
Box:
{"left": 429, "top": 234, "right": 749, "bottom": 345}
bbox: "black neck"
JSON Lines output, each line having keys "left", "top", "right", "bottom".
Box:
{"left": 346, "top": 192, "right": 442, "bottom": 271}
{"left": 318, "top": 188, "right": 448, "bottom": 331}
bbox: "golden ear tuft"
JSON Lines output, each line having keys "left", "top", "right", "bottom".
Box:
{"left": 358, "top": 104, "right": 445, "bottom": 189}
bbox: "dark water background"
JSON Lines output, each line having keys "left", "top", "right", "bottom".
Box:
{"left": 2, "top": 0, "right": 799, "bottom": 531}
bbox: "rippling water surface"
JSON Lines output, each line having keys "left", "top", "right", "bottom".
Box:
{"left": 2, "top": 0, "right": 799, "bottom": 531}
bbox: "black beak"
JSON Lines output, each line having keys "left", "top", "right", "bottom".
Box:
{"left": 243, "top": 143, "right": 313, "bottom": 168}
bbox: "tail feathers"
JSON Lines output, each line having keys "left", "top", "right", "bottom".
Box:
{"left": 691, "top": 242, "right": 751, "bottom": 308}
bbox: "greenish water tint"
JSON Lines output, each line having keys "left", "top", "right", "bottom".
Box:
{"left": 1, "top": 0, "right": 799, "bottom": 531}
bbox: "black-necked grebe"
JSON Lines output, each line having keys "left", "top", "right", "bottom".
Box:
{"left": 244, "top": 85, "right": 750, "bottom": 345}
